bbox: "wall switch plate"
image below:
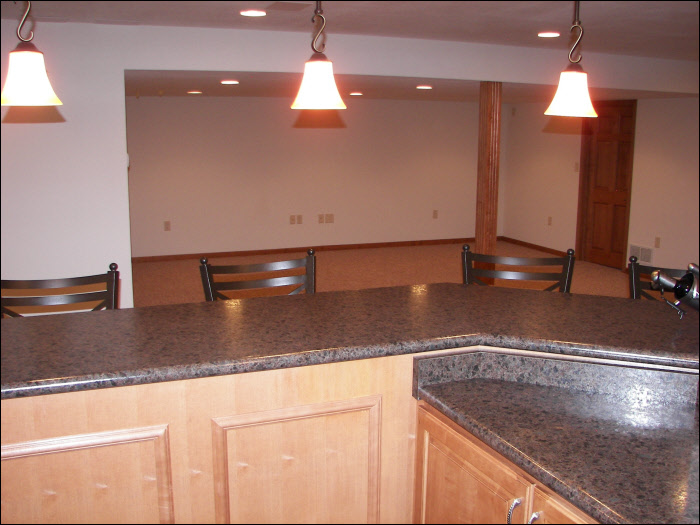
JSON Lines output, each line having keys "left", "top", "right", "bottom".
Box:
{"left": 325, "top": 213, "right": 334, "bottom": 224}
{"left": 655, "top": 237, "right": 661, "bottom": 248}
{"left": 433, "top": 210, "right": 438, "bottom": 219}
{"left": 547, "top": 216, "right": 552, "bottom": 226}
{"left": 296, "top": 214, "right": 303, "bottom": 225}
{"left": 164, "top": 220, "right": 171, "bottom": 231}
{"left": 318, "top": 214, "right": 325, "bottom": 224}
{"left": 289, "top": 215, "right": 296, "bottom": 225}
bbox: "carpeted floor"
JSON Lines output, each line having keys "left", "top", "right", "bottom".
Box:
{"left": 132, "top": 241, "right": 632, "bottom": 308}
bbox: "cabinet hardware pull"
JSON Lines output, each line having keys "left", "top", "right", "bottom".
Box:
{"left": 507, "top": 498, "right": 522, "bottom": 524}
{"left": 528, "top": 511, "right": 541, "bottom": 523}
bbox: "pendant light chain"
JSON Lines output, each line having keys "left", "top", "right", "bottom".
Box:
{"left": 16, "top": 0, "right": 34, "bottom": 42}
{"left": 568, "top": 0, "right": 584, "bottom": 64}
{"left": 311, "top": 1, "right": 327, "bottom": 54}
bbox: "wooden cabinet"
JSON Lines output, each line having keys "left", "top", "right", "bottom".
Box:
{"left": 1, "top": 354, "right": 424, "bottom": 524}
{"left": 529, "top": 486, "right": 597, "bottom": 524}
{"left": 413, "top": 403, "right": 597, "bottom": 524}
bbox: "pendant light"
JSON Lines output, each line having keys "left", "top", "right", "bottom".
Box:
{"left": 291, "top": 1, "right": 346, "bottom": 110}
{"left": 1, "top": 1, "right": 62, "bottom": 106}
{"left": 545, "top": 0, "right": 596, "bottom": 118}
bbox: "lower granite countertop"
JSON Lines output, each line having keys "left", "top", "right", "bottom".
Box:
{"left": 413, "top": 349, "right": 699, "bottom": 524}
{"left": 2, "top": 283, "right": 699, "bottom": 399}
{"left": 418, "top": 378, "right": 699, "bottom": 525}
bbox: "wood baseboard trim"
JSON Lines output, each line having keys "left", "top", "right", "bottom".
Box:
{"left": 496, "top": 236, "right": 569, "bottom": 257}
{"left": 132, "top": 238, "right": 476, "bottom": 264}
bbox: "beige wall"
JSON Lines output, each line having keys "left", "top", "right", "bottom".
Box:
{"left": 500, "top": 97, "right": 700, "bottom": 267}
{"left": 2, "top": 20, "right": 698, "bottom": 307}
{"left": 126, "top": 94, "right": 699, "bottom": 267}
{"left": 126, "top": 96, "right": 479, "bottom": 257}
{"left": 629, "top": 97, "right": 700, "bottom": 267}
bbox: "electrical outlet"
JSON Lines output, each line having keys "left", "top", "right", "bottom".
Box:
{"left": 318, "top": 214, "right": 325, "bottom": 224}
{"left": 289, "top": 215, "right": 296, "bottom": 225}
{"left": 164, "top": 220, "right": 171, "bottom": 231}
{"left": 574, "top": 162, "right": 579, "bottom": 172}
{"left": 325, "top": 213, "right": 334, "bottom": 224}
{"left": 296, "top": 214, "right": 303, "bottom": 225}
{"left": 433, "top": 210, "right": 438, "bottom": 219}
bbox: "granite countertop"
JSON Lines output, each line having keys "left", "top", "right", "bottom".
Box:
{"left": 419, "top": 380, "right": 698, "bottom": 525}
{"left": 414, "top": 350, "right": 699, "bottom": 524}
{"left": 2, "top": 283, "right": 699, "bottom": 399}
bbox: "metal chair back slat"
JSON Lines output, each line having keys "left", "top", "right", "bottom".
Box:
{"left": 462, "top": 245, "right": 575, "bottom": 293}
{"left": 200, "top": 250, "right": 316, "bottom": 302}
{"left": 1, "top": 263, "right": 119, "bottom": 317}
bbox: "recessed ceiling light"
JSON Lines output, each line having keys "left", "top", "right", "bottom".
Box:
{"left": 187, "top": 90, "right": 203, "bottom": 95}
{"left": 416, "top": 85, "right": 433, "bottom": 90}
{"left": 240, "top": 10, "right": 266, "bottom": 17}
{"left": 538, "top": 32, "right": 560, "bottom": 38}
{"left": 349, "top": 92, "right": 363, "bottom": 96}
{"left": 220, "top": 80, "right": 240, "bottom": 85}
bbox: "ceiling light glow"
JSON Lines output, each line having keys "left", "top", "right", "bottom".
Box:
{"left": 1, "top": 1, "right": 62, "bottom": 106}
{"left": 349, "top": 92, "right": 363, "bottom": 96}
{"left": 291, "top": 1, "right": 346, "bottom": 110}
{"left": 240, "top": 10, "right": 266, "bottom": 17}
{"left": 416, "top": 85, "right": 433, "bottom": 90}
{"left": 187, "top": 90, "right": 203, "bottom": 95}
{"left": 220, "top": 80, "right": 240, "bottom": 85}
{"left": 538, "top": 31, "right": 560, "bottom": 38}
{"left": 545, "top": 1, "right": 597, "bottom": 118}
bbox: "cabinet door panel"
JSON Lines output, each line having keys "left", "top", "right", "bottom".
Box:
{"left": 530, "top": 486, "right": 597, "bottom": 524}
{"left": 212, "top": 396, "right": 381, "bottom": 524}
{"left": 1, "top": 425, "right": 173, "bottom": 524}
{"left": 415, "top": 406, "right": 531, "bottom": 524}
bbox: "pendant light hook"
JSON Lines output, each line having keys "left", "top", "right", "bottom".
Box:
{"left": 568, "top": 0, "right": 583, "bottom": 64}
{"left": 16, "top": 1, "right": 34, "bottom": 42}
{"left": 311, "top": 1, "right": 326, "bottom": 53}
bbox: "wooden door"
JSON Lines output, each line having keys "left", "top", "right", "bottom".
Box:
{"left": 577, "top": 100, "right": 637, "bottom": 269}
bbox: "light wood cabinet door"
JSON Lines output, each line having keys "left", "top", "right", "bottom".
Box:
{"left": 413, "top": 403, "right": 597, "bottom": 525}
{"left": 528, "top": 486, "right": 597, "bottom": 524}
{"left": 2, "top": 354, "right": 423, "bottom": 524}
{"left": 414, "top": 404, "right": 531, "bottom": 524}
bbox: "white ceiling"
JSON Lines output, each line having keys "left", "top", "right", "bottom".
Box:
{"left": 3, "top": 1, "right": 699, "bottom": 103}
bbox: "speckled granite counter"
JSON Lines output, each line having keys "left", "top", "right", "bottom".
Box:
{"left": 414, "top": 350, "right": 699, "bottom": 524}
{"left": 2, "top": 284, "right": 699, "bottom": 523}
{"left": 2, "top": 283, "right": 698, "bottom": 399}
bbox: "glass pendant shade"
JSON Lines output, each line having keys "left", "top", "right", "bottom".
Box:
{"left": 545, "top": 63, "right": 596, "bottom": 117}
{"left": 291, "top": 52, "right": 346, "bottom": 110}
{"left": 1, "top": 42, "right": 62, "bottom": 106}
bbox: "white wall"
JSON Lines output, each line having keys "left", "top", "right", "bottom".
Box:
{"left": 628, "top": 97, "right": 700, "bottom": 267}
{"left": 500, "top": 103, "right": 588, "bottom": 252}
{"left": 499, "top": 97, "right": 700, "bottom": 267}
{"left": 127, "top": 94, "right": 699, "bottom": 269}
{"left": 1, "top": 23, "right": 134, "bottom": 306}
{"left": 2, "top": 20, "right": 698, "bottom": 308}
{"left": 126, "top": 96, "right": 478, "bottom": 256}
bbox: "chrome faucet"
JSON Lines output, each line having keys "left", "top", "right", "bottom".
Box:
{"left": 651, "top": 263, "right": 699, "bottom": 318}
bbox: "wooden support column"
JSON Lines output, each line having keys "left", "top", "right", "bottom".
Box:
{"left": 475, "top": 81, "right": 502, "bottom": 256}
